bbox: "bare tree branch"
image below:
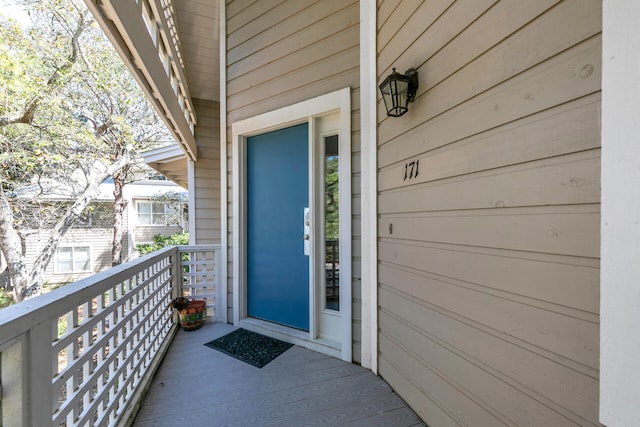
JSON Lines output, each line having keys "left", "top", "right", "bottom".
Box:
{"left": 26, "top": 147, "right": 132, "bottom": 297}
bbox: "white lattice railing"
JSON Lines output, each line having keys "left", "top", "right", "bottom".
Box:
{"left": 0, "top": 245, "right": 220, "bottom": 427}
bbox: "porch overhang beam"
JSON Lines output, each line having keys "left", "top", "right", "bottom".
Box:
{"left": 84, "top": 0, "right": 197, "bottom": 161}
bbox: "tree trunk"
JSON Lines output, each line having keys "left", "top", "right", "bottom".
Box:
{"left": 24, "top": 154, "right": 131, "bottom": 297}
{"left": 0, "top": 188, "right": 30, "bottom": 302}
{"left": 1, "top": 152, "right": 130, "bottom": 301}
{"left": 111, "top": 171, "right": 126, "bottom": 266}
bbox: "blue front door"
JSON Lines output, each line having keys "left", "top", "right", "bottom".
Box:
{"left": 247, "top": 123, "right": 309, "bottom": 331}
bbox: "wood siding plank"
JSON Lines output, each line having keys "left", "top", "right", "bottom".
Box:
{"left": 379, "top": 238, "right": 599, "bottom": 314}
{"left": 379, "top": 206, "right": 600, "bottom": 258}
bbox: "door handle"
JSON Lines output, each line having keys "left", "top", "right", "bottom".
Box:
{"left": 303, "top": 207, "right": 310, "bottom": 255}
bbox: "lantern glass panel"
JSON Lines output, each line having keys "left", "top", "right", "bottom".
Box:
{"left": 380, "top": 73, "right": 410, "bottom": 117}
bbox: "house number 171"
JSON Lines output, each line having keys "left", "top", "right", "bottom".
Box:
{"left": 404, "top": 160, "right": 419, "bottom": 181}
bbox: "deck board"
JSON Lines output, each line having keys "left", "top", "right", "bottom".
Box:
{"left": 133, "top": 322, "right": 424, "bottom": 426}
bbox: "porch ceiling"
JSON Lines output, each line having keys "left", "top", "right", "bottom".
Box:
{"left": 173, "top": 1, "right": 219, "bottom": 102}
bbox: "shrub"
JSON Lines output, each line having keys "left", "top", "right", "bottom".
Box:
{"left": 136, "top": 232, "right": 189, "bottom": 255}
{"left": 0, "top": 288, "right": 15, "bottom": 309}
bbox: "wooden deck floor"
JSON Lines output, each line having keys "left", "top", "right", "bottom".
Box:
{"left": 133, "top": 322, "right": 425, "bottom": 426}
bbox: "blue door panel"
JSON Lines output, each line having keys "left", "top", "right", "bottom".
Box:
{"left": 247, "top": 123, "right": 309, "bottom": 331}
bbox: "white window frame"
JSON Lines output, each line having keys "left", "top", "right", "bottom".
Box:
{"left": 136, "top": 200, "right": 180, "bottom": 226}
{"left": 55, "top": 246, "right": 91, "bottom": 274}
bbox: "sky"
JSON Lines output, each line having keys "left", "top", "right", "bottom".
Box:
{"left": 0, "top": 1, "right": 31, "bottom": 27}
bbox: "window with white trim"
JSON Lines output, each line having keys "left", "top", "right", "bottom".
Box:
{"left": 56, "top": 246, "right": 91, "bottom": 273}
{"left": 137, "top": 201, "right": 180, "bottom": 226}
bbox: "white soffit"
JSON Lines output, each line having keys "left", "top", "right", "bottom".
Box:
{"left": 142, "top": 145, "right": 188, "bottom": 189}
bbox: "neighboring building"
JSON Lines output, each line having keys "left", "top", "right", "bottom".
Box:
{"left": 23, "top": 176, "right": 187, "bottom": 287}
{"left": 85, "top": 1, "right": 640, "bottom": 426}
{"left": 123, "top": 177, "right": 188, "bottom": 258}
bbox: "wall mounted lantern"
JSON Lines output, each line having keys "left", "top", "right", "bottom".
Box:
{"left": 379, "top": 68, "right": 419, "bottom": 117}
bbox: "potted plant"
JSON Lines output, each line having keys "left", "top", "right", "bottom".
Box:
{"left": 169, "top": 297, "right": 206, "bottom": 331}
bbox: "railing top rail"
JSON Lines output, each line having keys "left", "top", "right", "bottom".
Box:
{"left": 177, "top": 244, "right": 221, "bottom": 251}
{"left": 0, "top": 246, "right": 180, "bottom": 345}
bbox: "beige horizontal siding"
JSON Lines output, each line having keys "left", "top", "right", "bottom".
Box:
{"left": 225, "top": 0, "right": 361, "bottom": 361}
{"left": 226, "top": 0, "right": 359, "bottom": 123}
{"left": 376, "top": 0, "right": 602, "bottom": 426}
{"left": 134, "top": 225, "right": 183, "bottom": 244}
{"left": 25, "top": 228, "right": 115, "bottom": 285}
{"left": 194, "top": 99, "right": 222, "bottom": 245}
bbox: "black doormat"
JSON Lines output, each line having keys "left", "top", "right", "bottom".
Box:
{"left": 204, "top": 328, "right": 293, "bottom": 368}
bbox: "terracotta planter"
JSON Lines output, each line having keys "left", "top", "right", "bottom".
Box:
{"left": 177, "top": 300, "right": 206, "bottom": 331}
